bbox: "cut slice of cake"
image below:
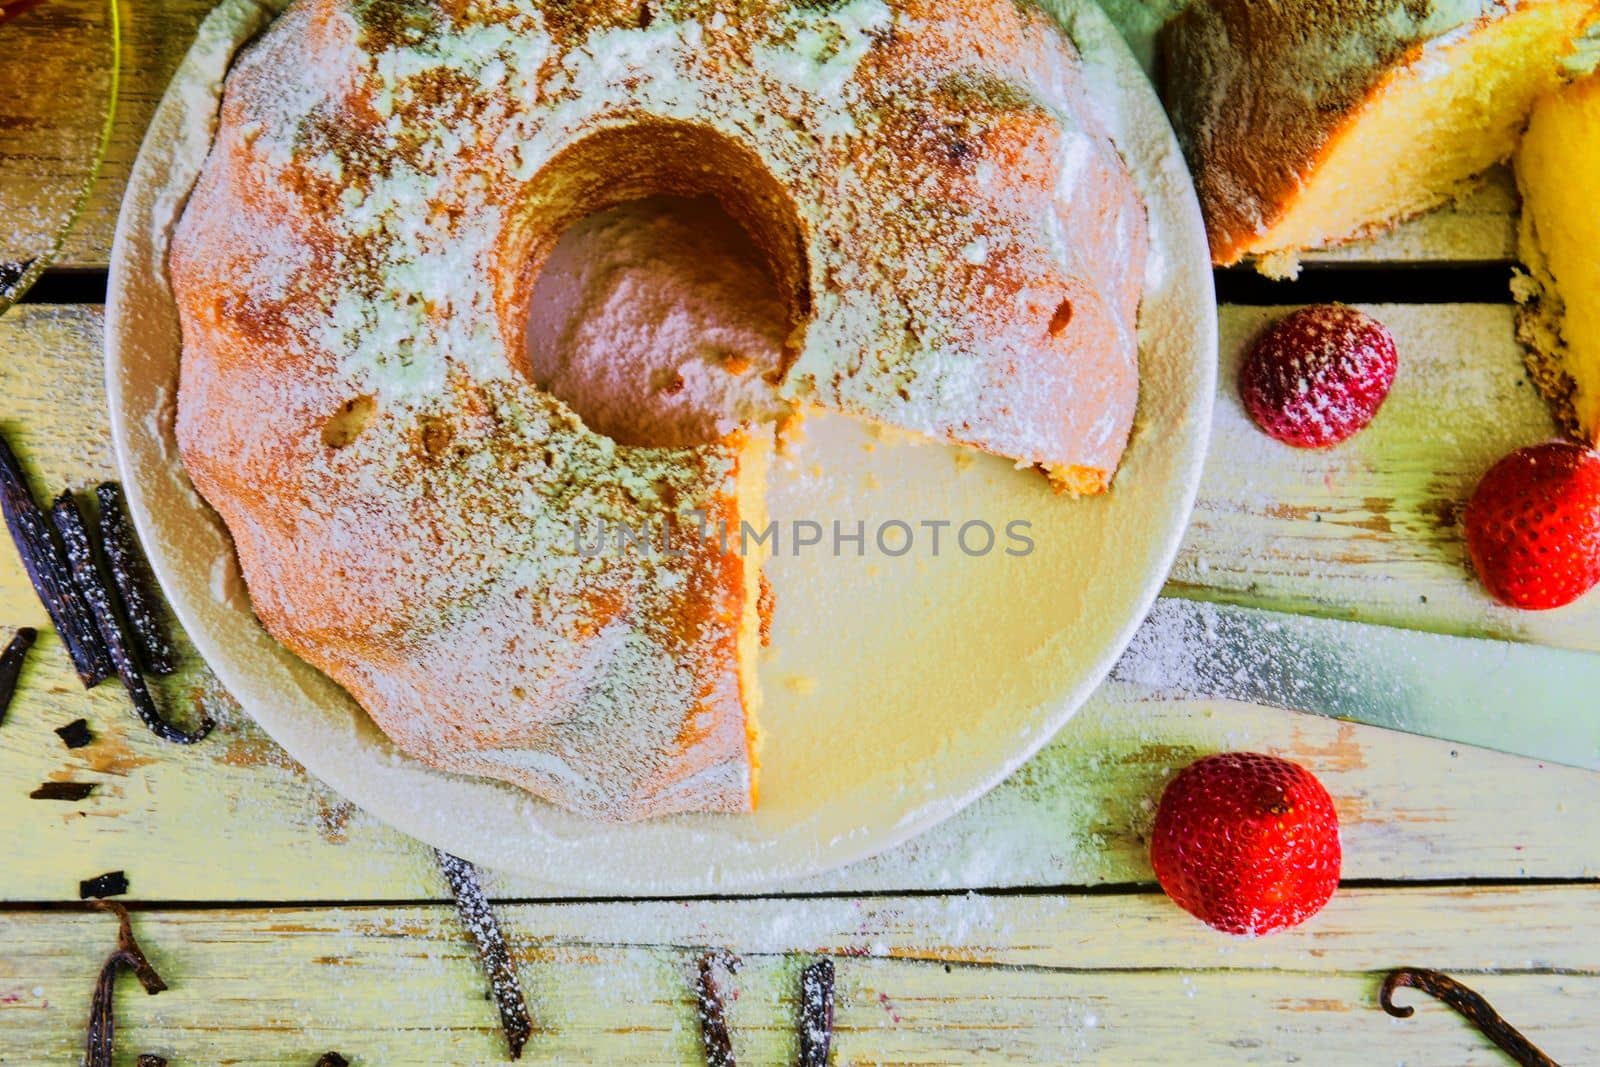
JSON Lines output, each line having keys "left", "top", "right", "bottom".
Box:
{"left": 1515, "top": 69, "right": 1600, "bottom": 445}
{"left": 1161, "top": 0, "right": 1600, "bottom": 275}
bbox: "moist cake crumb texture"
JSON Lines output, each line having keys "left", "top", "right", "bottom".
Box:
{"left": 1162, "top": 0, "right": 1600, "bottom": 270}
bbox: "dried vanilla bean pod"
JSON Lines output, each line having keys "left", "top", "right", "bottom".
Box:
{"left": 0, "top": 433, "right": 112, "bottom": 686}
{"left": 85, "top": 903, "right": 168, "bottom": 1067}
{"left": 436, "top": 850, "right": 533, "bottom": 1059}
{"left": 0, "top": 626, "right": 35, "bottom": 728}
{"left": 697, "top": 950, "right": 739, "bottom": 1067}
{"left": 54, "top": 717, "right": 92, "bottom": 748}
{"left": 50, "top": 492, "right": 212, "bottom": 744}
{"left": 80, "top": 871, "right": 129, "bottom": 900}
{"left": 1381, "top": 968, "right": 1559, "bottom": 1067}
{"left": 798, "top": 958, "right": 835, "bottom": 1067}
{"left": 31, "top": 781, "right": 95, "bottom": 801}
{"left": 96, "top": 483, "right": 177, "bottom": 676}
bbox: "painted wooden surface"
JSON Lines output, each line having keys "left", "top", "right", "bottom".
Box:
{"left": 53, "top": 0, "right": 216, "bottom": 271}
{"left": 0, "top": 0, "right": 117, "bottom": 295}
{"left": 2, "top": 0, "right": 1598, "bottom": 1063}
{"left": 2, "top": 887, "right": 1597, "bottom": 1064}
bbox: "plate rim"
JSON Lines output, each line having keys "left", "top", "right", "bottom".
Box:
{"left": 104, "top": 0, "right": 1216, "bottom": 891}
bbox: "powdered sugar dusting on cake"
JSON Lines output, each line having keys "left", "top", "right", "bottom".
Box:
{"left": 169, "top": 0, "right": 1146, "bottom": 821}
{"left": 172, "top": 0, "right": 763, "bottom": 820}
{"left": 754, "top": 0, "right": 894, "bottom": 99}
{"left": 107, "top": 0, "right": 1219, "bottom": 889}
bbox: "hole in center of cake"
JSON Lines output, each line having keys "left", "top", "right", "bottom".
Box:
{"left": 507, "top": 119, "right": 811, "bottom": 448}
{"left": 524, "top": 195, "right": 791, "bottom": 448}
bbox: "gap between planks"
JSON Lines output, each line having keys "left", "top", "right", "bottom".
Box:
{"left": 1, "top": 875, "right": 1599, "bottom": 914}
{"left": 3, "top": 888, "right": 1598, "bottom": 1064}
{"left": 15, "top": 260, "right": 1527, "bottom": 308}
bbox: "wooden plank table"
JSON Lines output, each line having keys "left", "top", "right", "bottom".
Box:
{"left": 3, "top": 2, "right": 1598, "bottom": 1063}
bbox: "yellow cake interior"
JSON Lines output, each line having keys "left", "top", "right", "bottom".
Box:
{"left": 1046, "top": 463, "right": 1112, "bottom": 497}
{"left": 1253, "top": 1, "right": 1596, "bottom": 274}
{"left": 1516, "top": 70, "right": 1600, "bottom": 445}
{"left": 732, "top": 429, "right": 772, "bottom": 806}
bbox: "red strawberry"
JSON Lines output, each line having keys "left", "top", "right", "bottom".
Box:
{"left": 1464, "top": 441, "right": 1600, "bottom": 610}
{"left": 1150, "top": 752, "right": 1341, "bottom": 936}
{"left": 1239, "top": 304, "right": 1398, "bottom": 448}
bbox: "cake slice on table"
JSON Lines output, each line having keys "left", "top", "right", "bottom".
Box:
{"left": 1515, "top": 69, "right": 1600, "bottom": 445}
{"left": 1161, "top": 0, "right": 1600, "bottom": 275}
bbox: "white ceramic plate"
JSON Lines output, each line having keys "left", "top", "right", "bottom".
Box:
{"left": 106, "top": 0, "right": 1215, "bottom": 892}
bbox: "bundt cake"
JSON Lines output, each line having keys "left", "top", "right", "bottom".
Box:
{"left": 1161, "top": 0, "right": 1600, "bottom": 274}
{"left": 170, "top": 0, "right": 1147, "bottom": 819}
{"left": 1515, "top": 68, "right": 1600, "bottom": 445}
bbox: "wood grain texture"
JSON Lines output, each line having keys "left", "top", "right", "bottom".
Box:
{"left": 4, "top": 303, "right": 1597, "bottom": 900}
{"left": 4, "top": 651, "right": 1598, "bottom": 901}
{"left": 1175, "top": 303, "right": 1600, "bottom": 651}
{"left": 0, "top": 0, "right": 118, "bottom": 293}
{"left": 54, "top": 0, "right": 218, "bottom": 270}
{"left": 1, "top": 887, "right": 1595, "bottom": 1064}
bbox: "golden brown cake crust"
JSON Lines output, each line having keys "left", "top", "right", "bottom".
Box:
{"left": 171, "top": 0, "right": 1145, "bottom": 820}
{"left": 1159, "top": 0, "right": 1514, "bottom": 265}
{"left": 1513, "top": 71, "right": 1600, "bottom": 446}
{"left": 1515, "top": 301, "right": 1587, "bottom": 442}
